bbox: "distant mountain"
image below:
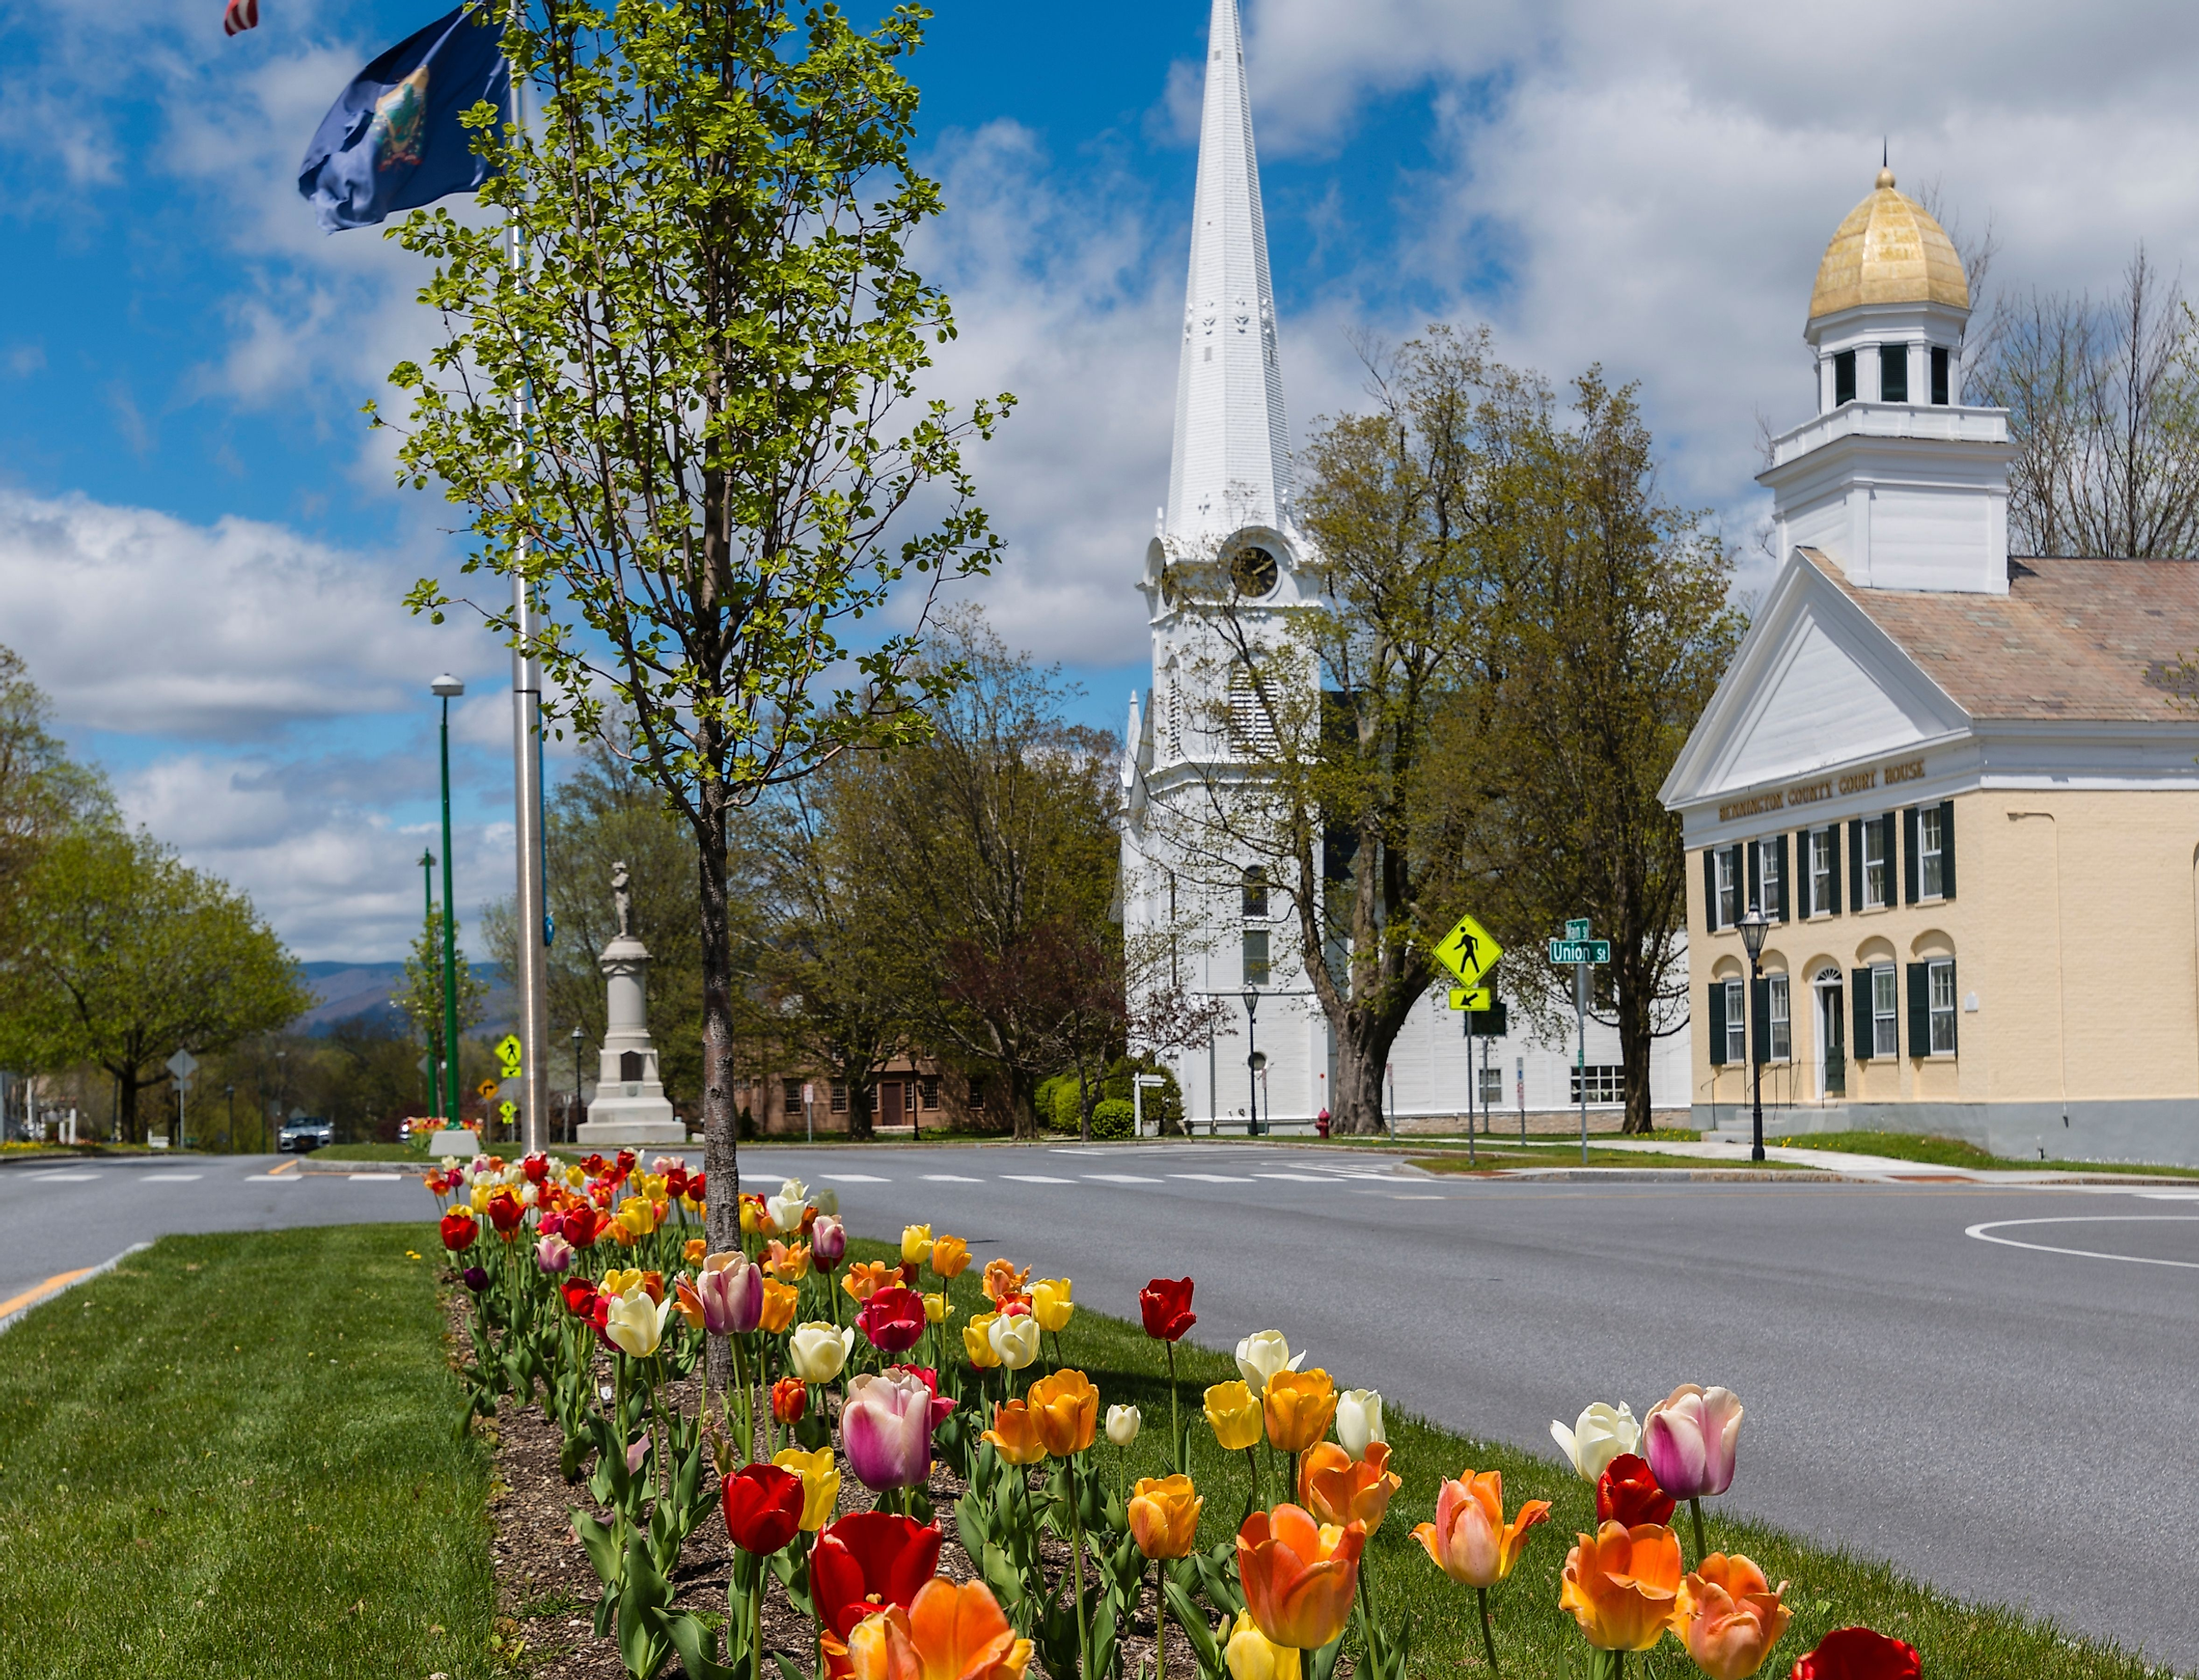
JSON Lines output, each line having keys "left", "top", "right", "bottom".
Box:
{"left": 295, "top": 960, "right": 516, "bottom": 1037}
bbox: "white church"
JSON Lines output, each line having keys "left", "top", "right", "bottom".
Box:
{"left": 1115, "top": 0, "right": 1693, "bottom": 1132}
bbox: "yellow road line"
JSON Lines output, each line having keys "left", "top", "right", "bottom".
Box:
{"left": 267, "top": 1159, "right": 298, "bottom": 1176}
{"left": 0, "top": 1266, "right": 96, "bottom": 1320}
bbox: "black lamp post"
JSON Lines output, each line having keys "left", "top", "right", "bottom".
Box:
{"left": 1240, "top": 989, "right": 1260, "bottom": 1135}
{"left": 1738, "top": 902, "right": 1770, "bottom": 1162}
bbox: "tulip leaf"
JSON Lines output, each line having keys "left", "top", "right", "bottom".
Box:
{"left": 655, "top": 1608, "right": 742, "bottom": 1680}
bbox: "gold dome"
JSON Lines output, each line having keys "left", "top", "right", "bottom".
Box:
{"left": 1808, "top": 168, "right": 1968, "bottom": 321}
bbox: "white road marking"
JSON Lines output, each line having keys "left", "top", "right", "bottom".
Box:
{"left": 921, "top": 1174, "right": 985, "bottom": 1184}
{"left": 1169, "top": 1173, "right": 1256, "bottom": 1184}
{"left": 1083, "top": 1174, "right": 1163, "bottom": 1184}
{"left": 1393, "top": 1194, "right": 1446, "bottom": 1200}
{"left": 140, "top": 1173, "right": 202, "bottom": 1182}
{"left": 244, "top": 1174, "right": 297, "bottom": 1183}
{"left": 22, "top": 1172, "right": 98, "bottom": 1183}
{"left": 1253, "top": 1173, "right": 1344, "bottom": 1184}
{"left": 1965, "top": 1215, "right": 2199, "bottom": 1270}
{"left": 1000, "top": 1174, "right": 1075, "bottom": 1184}
{"left": 822, "top": 1174, "right": 892, "bottom": 1184}
{"left": 348, "top": 1174, "right": 404, "bottom": 1183}
{"left": 2137, "top": 1190, "right": 2199, "bottom": 1200}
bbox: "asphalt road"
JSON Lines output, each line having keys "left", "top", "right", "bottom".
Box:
{"left": 2, "top": 1142, "right": 2193, "bottom": 1668}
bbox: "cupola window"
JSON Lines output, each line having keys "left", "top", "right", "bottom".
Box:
{"left": 1878, "top": 344, "right": 1907, "bottom": 404}
{"left": 1930, "top": 346, "right": 1950, "bottom": 406}
{"left": 1832, "top": 351, "right": 1856, "bottom": 407}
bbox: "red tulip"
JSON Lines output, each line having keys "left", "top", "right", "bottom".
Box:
{"left": 688, "top": 1170, "right": 707, "bottom": 1203}
{"left": 440, "top": 1209, "right": 477, "bottom": 1253}
{"left": 560, "top": 1279, "right": 599, "bottom": 1319}
{"left": 812, "top": 1511, "right": 945, "bottom": 1637}
{"left": 562, "top": 1205, "right": 603, "bottom": 1249}
{"left": 521, "top": 1152, "right": 551, "bottom": 1184}
{"left": 665, "top": 1165, "right": 690, "bottom": 1199}
{"left": 1597, "top": 1454, "right": 1677, "bottom": 1528}
{"left": 1792, "top": 1628, "right": 1922, "bottom": 1680}
{"left": 581, "top": 1153, "right": 608, "bottom": 1175}
{"left": 858, "top": 1286, "right": 929, "bottom": 1354}
{"left": 1139, "top": 1277, "right": 1196, "bottom": 1341}
{"left": 721, "top": 1462, "right": 806, "bottom": 1556}
{"left": 486, "top": 1189, "right": 526, "bottom": 1234}
{"left": 772, "top": 1377, "right": 808, "bottom": 1425}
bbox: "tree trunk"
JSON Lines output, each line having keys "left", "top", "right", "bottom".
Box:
{"left": 696, "top": 776, "right": 741, "bottom": 1398}
{"left": 1331, "top": 1023, "right": 1389, "bottom": 1136}
{"left": 1618, "top": 972, "right": 1653, "bottom": 1134}
{"left": 847, "top": 1079, "right": 873, "bottom": 1141}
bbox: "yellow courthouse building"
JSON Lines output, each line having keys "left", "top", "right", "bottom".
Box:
{"left": 1661, "top": 172, "right": 2199, "bottom": 1166}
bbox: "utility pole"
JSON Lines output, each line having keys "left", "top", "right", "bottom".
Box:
{"left": 421, "top": 847, "right": 443, "bottom": 1119}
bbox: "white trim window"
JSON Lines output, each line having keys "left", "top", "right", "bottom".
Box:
{"left": 1723, "top": 978, "right": 1746, "bottom": 1064}
{"left": 1862, "top": 819, "right": 1889, "bottom": 909}
{"left": 1768, "top": 974, "right": 1791, "bottom": 1060}
{"left": 1927, "top": 959, "right": 1957, "bottom": 1054}
{"left": 1714, "top": 850, "right": 1738, "bottom": 929}
{"left": 1872, "top": 964, "right": 1898, "bottom": 1057}
{"left": 1809, "top": 828, "right": 1834, "bottom": 915}
{"left": 1477, "top": 1066, "right": 1503, "bottom": 1105}
{"left": 1919, "top": 806, "right": 1947, "bottom": 900}
{"left": 1758, "top": 840, "right": 1782, "bottom": 919}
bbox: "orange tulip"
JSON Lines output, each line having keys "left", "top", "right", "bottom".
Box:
{"left": 1025, "top": 1368, "right": 1099, "bottom": 1457}
{"left": 759, "top": 1278, "right": 799, "bottom": 1334}
{"left": 1263, "top": 1368, "right": 1338, "bottom": 1455}
{"left": 1412, "top": 1468, "right": 1549, "bottom": 1588}
{"left": 1299, "top": 1441, "right": 1402, "bottom": 1535}
{"left": 825, "top": 1578, "right": 1033, "bottom": 1680}
{"left": 766, "top": 1239, "right": 813, "bottom": 1282}
{"left": 1559, "top": 1522, "right": 1686, "bottom": 1653}
{"left": 980, "top": 1258, "right": 1030, "bottom": 1305}
{"left": 1680, "top": 1554, "right": 1792, "bottom": 1680}
{"left": 1237, "top": 1503, "right": 1364, "bottom": 1651}
{"left": 684, "top": 1237, "right": 708, "bottom": 1264}
{"left": 983, "top": 1399, "right": 1048, "bottom": 1466}
{"left": 930, "top": 1234, "right": 972, "bottom": 1279}
{"left": 1128, "top": 1474, "right": 1203, "bottom": 1560}
{"left": 843, "top": 1260, "right": 898, "bottom": 1304}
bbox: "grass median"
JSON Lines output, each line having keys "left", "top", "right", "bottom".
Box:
{"left": 1770, "top": 1129, "right": 2199, "bottom": 1178}
{"left": 0, "top": 1223, "right": 493, "bottom": 1680}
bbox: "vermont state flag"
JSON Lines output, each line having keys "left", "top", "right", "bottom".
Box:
{"left": 297, "top": 4, "right": 509, "bottom": 233}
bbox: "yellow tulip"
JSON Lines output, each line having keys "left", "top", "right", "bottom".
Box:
{"left": 772, "top": 1445, "right": 841, "bottom": 1532}
{"left": 1263, "top": 1368, "right": 1338, "bottom": 1455}
{"left": 1128, "top": 1474, "right": 1203, "bottom": 1560}
{"left": 964, "top": 1311, "right": 1003, "bottom": 1369}
{"left": 900, "top": 1224, "right": 934, "bottom": 1266}
{"left": 1224, "top": 1610, "right": 1300, "bottom": 1680}
{"left": 1025, "top": 1368, "right": 1099, "bottom": 1457}
{"left": 983, "top": 1399, "right": 1048, "bottom": 1465}
{"left": 924, "top": 1292, "right": 953, "bottom": 1325}
{"left": 1030, "top": 1279, "right": 1074, "bottom": 1334}
{"left": 759, "top": 1278, "right": 799, "bottom": 1334}
{"left": 930, "top": 1235, "right": 972, "bottom": 1279}
{"left": 1205, "top": 1380, "right": 1264, "bottom": 1451}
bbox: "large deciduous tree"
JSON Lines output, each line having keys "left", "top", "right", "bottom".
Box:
{"left": 381, "top": 0, "right": 1009, "bottom": 1276}
{"left": 2, "top": 828, "right": 309, "bottom": 1139}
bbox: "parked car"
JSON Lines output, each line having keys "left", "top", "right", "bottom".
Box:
{"left": 277, "top": 1115, "right": 335, "bottom": 1154}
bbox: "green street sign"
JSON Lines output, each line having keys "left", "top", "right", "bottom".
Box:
{"left": 1564, "top": 918, "right": 1591, "bottom": 940}
{"left": 1548, "top": 939, "right": 1611, "bottom": 965}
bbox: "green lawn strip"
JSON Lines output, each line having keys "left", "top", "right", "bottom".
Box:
{"left": 853, "top": 1237, "right": 2159, "bottom": 1680}
{"left": 1772, "top": 1129, "right": 2199, "bottom": 1179}
{"left": 0, "top": 1224, "right": 494, "bottom": 1680}
{"left": 1408, "top": 1149, "right": 1809, "bottom": 1174}
{"left": 311, "top": 1142, "right": 437, "bottom": 1163}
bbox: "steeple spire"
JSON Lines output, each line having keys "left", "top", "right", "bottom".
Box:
{"left": 1165, "top": 0, "right": 1290, "bottom": 546}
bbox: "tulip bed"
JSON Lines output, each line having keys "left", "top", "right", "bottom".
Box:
{"left": 439, "top": 1151, "right": 2175, "bottom": 1680}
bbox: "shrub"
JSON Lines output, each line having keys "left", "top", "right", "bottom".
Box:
{"left": 1090, "top": 1098, "right": 1134, "bottom": 1140}
{"left": 1050, "top": 1079, "right": 1085, "bottom": 1132}
{"left": 1104, "top": 1055, "right": 1184, "bottom": 1133}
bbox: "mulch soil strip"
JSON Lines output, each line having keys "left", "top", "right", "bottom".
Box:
{"left": 455, "top": 1290, "right": 1208, "bottom": 1679}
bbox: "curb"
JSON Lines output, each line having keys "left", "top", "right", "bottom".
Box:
{"left": 0, "top": 1243, "right": 153, "bottom": 1336}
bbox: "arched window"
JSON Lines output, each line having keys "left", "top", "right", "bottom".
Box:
{"left": 1241, "top": 866, "right": 1268, "bottom": 918}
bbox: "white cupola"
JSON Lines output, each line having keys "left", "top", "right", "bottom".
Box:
{"left": 1759, "top": 167, "right": 2016, "bottom": 594}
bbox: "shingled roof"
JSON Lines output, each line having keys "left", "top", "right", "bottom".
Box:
{"left": 1802, "top": 548, "right": 2199, "bottom": 721}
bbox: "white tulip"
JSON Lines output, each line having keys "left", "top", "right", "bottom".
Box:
{"left": 787, "top": 1321, "right": 855, "bottom": 1383}
{"left": 1336, "top": 1389, "right": 1385, "bottom": 1460}
{"left": 990, "top": 1314, "right": 1042, "bottom": 1371}
{"left": 812, "top": 1187, "right": 840, "bottom": 1216}
{"left": 1234, "top": 1329, "right": 1306, "bottom": 1397}
{"left": 765, "top": 1186, "right": 812, "bottom": 1234}
{"left": 1550, "top": 1400, "right": 1641, "bottom": 1483}
{"left": 1107, "top": 1404, "right": 1143, "bottom": 1448}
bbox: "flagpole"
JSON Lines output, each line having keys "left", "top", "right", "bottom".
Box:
{"left": 506, "top": 2, "right": 551, "bottom": 1156}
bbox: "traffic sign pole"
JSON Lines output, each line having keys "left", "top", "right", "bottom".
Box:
{"left": 1575, "top": 958, "right": 1588, "bottom": 1164}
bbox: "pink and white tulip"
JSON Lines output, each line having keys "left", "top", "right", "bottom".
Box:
{"left": 1644, "top": 1384, "right": 1744, "bottom": 1499}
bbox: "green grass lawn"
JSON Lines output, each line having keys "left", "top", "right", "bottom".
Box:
{"left": 1408, "top": 1147, "right": 1808, "bottom": 1174}
{"left": 0, "top": 1224, "right": 494, "bottom": 1679}
{"left": 877, "top": 1236, "right": 2171, "bottom": 1680}
{"left": 1772, "top": 1129, "right": 2199, "bottom": 1179}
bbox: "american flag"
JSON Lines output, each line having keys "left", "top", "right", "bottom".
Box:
{"left": 223, "top": 0, "right": 258, "bottom": 35}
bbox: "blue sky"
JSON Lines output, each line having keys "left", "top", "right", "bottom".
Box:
{"left": 7, "top": 0, "right": 2199, "bottom": 959}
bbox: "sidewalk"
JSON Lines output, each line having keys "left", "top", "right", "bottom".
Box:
{"left": 1588, "top": 1135, "right": 2192, "bottom": 1185}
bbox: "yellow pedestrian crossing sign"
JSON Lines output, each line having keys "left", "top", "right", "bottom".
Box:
{"left": 1433, "top": 913, "right": 1502, "bottom": 989}
{"left": 1448, "top": 987, "right": 1493, "bottom": 1011}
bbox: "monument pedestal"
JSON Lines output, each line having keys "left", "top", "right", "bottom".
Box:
{"left": 573, "top": 910, "right": 690, "bottom": 1146}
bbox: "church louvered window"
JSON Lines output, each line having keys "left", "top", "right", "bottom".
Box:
{"left": 1228, "top": 666, "right": 1278, "bottom": 758}
{"left": 1164, "top": 668, "right": 1183, "bottom": 756}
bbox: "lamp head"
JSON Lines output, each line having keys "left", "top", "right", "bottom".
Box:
{"left": 431, "top": 674, "right": 466, "bottom": 698}
{"left": 1738, "top": 902, "right": 1770, "bottom": 962}
{"left": 571, "top": 1025, "right": 582, "bottom": 1042}
{"left": 1241, "top": 988, "right": 1259, "bottom": 1019}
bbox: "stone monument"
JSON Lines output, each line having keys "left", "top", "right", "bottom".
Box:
{"left": 574, "top": 860, "right": 688, "bottom": 1146}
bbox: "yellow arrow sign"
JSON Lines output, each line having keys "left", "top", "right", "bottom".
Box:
{"left": 1449, "top": 987, "right": 1493, "bottom": 1011}
{"left": 1433, "top": 913, "right": 1502, "bottom": 988}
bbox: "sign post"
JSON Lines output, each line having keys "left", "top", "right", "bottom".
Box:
{"left": 1435, "top": 912, "right": 1504, "bottom": 1159}
{"left": 1547, "top": 925, "right": 1610, "bottom": 1164}
{"left": 166, "top": 1049, "right": 198, "bottom": 1151}
{"left": 803, "top": 1081, "right": 815, "bottom": 1144}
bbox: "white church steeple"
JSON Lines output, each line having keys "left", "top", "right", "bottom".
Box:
{"left": 1165, "top": 0, "right": 1291, "bottom": 545}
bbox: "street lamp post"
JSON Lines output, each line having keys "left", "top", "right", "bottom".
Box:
{"left": 1240, "top": 989, "right": 1260, "bottom": 1135}
{"left": 570, "top": 1024, "right": 583, "bottom": 1145}
{"left": 432, "top": 675, "right": 465, "bottom": 1129}
{"left": 1738, "top": 902, "right": 1770, "bottom": 1163}
{"left": 421, "top": 847, "right": 443, "bottom": 1120}
{"left": 225, "top": 1082, "right": 235, "bottom": 1150}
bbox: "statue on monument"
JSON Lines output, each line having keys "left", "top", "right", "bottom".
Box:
{"left": 612, "top": 860, "right": 633, "bottom": 940}
{"left": 574, "top": 855, "right": 686, "bottom": 1144}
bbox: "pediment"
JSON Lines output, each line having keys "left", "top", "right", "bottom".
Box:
{"left": 1662, "top": 551, "right": 1971, "bottom": 810}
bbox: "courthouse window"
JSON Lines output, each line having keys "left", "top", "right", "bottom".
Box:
{"left": 1833, "top": 350, "right": 1857, "bottom": 406}
{"left": 1872, "top": 965, "right": 1898, "bottom": 1058}
{"left": 1931, "top": 345, "right": 1951, "bottom": 406}
{"left": 1919, "top": 807, "right": 1946, "bottom": 900}
{"left": 1713, "top": 850, "right": 1738, "bottom": 929}
{"left": 1862, "top": 820, "right": 1889, "bottom": 909}
{"left": 1758, "top": 840, "right": 1782, "bottom": 920}
{"left": 1768, "top": 975, "right": 1791, "bottom": 1061}
{"left": 1927, "top": 960, "right": 1957, "bottom": 1055}
{"left": 1809, "top": 829, "right": 1834, "bottom": 913}
{"left": 1879, "top": 343, "right": 1908, "bottom": 403}
{"left": 1723, "top": 979, "right": 1746, "bottom": 1065}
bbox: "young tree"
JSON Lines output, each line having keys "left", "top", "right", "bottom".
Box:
{"left": 0, "top": 828, "right": 309, "bottom": 1139}
{"left": 396, "top": 908, "right": 490, "bottom": 1113}
{"left": 382, "top": 0, "right": 1010, "bottom": 1264}
{"left": 0, "top": 646, "right": 111, "bottom": 895}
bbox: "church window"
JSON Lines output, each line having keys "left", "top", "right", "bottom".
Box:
{"left": 1241, "top": 867, "right": 1268, "bottom": 918}
{"left": 1878, "top": 344, "right": 1907, "bottom": 403}
{"left": 1242, "top": 929, "right": 1271, "bottom": 987}
{"left": 1931, "top": 346, "right": 1951, "bottom": 406}
{"left": 1166, "top": 675, "right": 1183, "bottom": 756}
{"left": 1228, "top": 667, "right": 1279, "bottom": 758}
{"left": 1833, "top": 350, "right": 1856, "bottom": 406}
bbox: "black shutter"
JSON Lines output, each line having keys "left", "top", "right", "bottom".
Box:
{"left": 1751, "top": 975, "right": 1770, "bottom": 1064}
{"left": 1793, "top": 832, "right": 1810, "bottom": 918}
{"left": 1847, "top": 819, "right": 1864, "bottom": 910}
{"left": 1902, "top": 807, "right": 1921, "bottom": 904}
{"left": 1708, "top": 980, "right": 1728, "bottom": 1065}
{"left": 1776, "top": 832, "right": 1792, "bottom": 920}
{"left": 1939, "top": 801, "right": 1957, "bottom": 900}
{"left": 1746, "top": 840, "right": 1761, "bottom": 915}
{"left": 1882, "top": 814, "right": 1900, "bottom": 899}
{"left": 1907, "top": 962, "right": 1927, "bottom": 1058}
{"left": 1703, "top": 849, "right": 1718, "bottom": 931}
{"left": 1827, "top": 825, "right": 1842, "bottom": 915}
{"left": 1852, "top": 970, "right": 1873, "bottom": 1060}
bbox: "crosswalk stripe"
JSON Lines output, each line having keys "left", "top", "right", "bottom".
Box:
{"left": 1000, "top": 1174, "right": 1075, "bottom": 1184}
